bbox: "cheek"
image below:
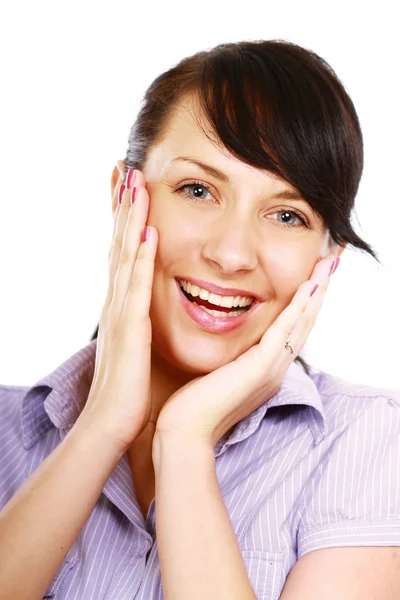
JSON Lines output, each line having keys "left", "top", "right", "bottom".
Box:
{"left": 150, "top": 201, "right": 203, "bottom": 258}
{"left": 265, "top": 244, "right": 303, "bottom": 275}
{"left": 263, "top": 244, "right": 317, "bottom": 301}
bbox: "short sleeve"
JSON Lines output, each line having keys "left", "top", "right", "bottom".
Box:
{"left": 297, "top": 394, "right": 400, "bottom": 559}
{"left": 0, "top": 386, "right": 28, "bottom": 508}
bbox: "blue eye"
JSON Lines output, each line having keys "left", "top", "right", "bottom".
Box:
{"left": 175, "top": 181, "right": 309, "bottom": 229}
{"left": 178, "top": 182, "right": 212, "bottom": 202}
{"left": 274, "top": 210, "right": 308, "bottom": 228}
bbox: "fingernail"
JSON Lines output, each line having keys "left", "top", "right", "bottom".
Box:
{"left": 310, "top": 284, "right": 319, "bottom": 297}
{"left": 131, "top": 186, "right": 137, "bottom": 205}
{"left": 328, "top": 259, "right": 336, "bottom": 277}
{"left": 118, "top": 183, "right": 126, "bottom": 205}
{"left": 142, "top": 226, "right": 150, "bottom": 242}
{"left": 126, "top": 169, "right": 136, "bottom": 190}
{"left": 332, "top": 257, "right": 340, "bottom": 275}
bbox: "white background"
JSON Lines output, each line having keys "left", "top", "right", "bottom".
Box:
{"left": 0, "top": 0, "right": 398, "bottom": 389}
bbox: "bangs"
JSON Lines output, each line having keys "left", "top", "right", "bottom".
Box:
{"left": 193, "top": 42, "right": 359, "bottom": 224}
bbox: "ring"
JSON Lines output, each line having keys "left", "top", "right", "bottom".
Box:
{"left": 284, "top": 339, "right": 295, "bottom": 354}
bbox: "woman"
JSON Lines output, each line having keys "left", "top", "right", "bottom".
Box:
{"left": 1, "top": 39, "right": 399, "bottom": 600}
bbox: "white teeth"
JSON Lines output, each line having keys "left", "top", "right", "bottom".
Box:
{"left": 178, "top": 279, "right": 253, "bottom": 309}
{"left": 200, "top": 306, "right": 247, "bottom": 318}
{"left": 199, "top": 288, "right": 210, "bottom": 301}
{"left": 188, "top": 283, "right": 202, "bottom": 297}
{"left": 209, "top": 292, "right": 223, "bottom": 305}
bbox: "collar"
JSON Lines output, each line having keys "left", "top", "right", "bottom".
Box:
{"left": 20, "top": 339, "right": 326, "bottom": 451}
{"left": 20, "top": 339, "right": 98, "bottom": 448}
{"left": 215, "top": 358, "right": 326, "bottom": 455}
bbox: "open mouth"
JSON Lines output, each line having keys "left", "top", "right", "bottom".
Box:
{"left": 178, "top": 280, "right": 254, "bottom": 315}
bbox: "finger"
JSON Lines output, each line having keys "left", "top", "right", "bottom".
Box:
{"left": 105, "top": 170, "right": 147, "bottom": 315}
{"left": 109, "top": 160, "right": 129, "bottom": 240}
{"left": 104, "top": 182, "right": 130, "bottom": 313}
{"left": 279, "top": 271, "right": 329, "bottom": 362}
{"left": 259, "top": 256, "right": 336, "bottom": 356}
{"left": 109, "top": 178, "right": 151, "bottom": 318}
{"left": 108, "top": 182, "right": 124, "bottom": 264}
{"left": 120, "top": 222, "right": 158, "bottom": 338}
{"left": 109, "top": 170, "right": 147, "bottom": 263}
{"left": 286, "top": 256, "right": 339, "bottom": 358}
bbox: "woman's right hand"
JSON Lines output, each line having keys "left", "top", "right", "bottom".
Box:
{"left": 79, "top": 166, "right": 158, "bottom": 454}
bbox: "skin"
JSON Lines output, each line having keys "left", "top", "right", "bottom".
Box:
{"left": 109, "top": 94, "right": 345, "bottom": 504}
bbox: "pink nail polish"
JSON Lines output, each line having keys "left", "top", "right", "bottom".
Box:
{"left": 328, "top": 260, "right": 336, "bottom": 277}
{"left": 310, "top": 284, "right": 318, "bottom": 297}
{"left": 118, "top": 183, "right": 126, "bottom": 205}
{"left": 142, "top": 226, "right": 150, "bottom": 242}
{"left": 332, "top": 257, "right": 340, "bottom": 274}
{"left": 126, "top": 169, "right": 136, "bottom": 190}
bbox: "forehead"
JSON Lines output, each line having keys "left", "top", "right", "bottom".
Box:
{"left": 145, "top": 95, "right": 284, "bottom": 187}
{"left": 160, "top": 96, "right": 225, "bottom": 159}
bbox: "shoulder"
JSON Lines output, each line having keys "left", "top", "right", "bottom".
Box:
{"left": 0, "top": 383, "right": 28, "bottom": 437}
{"left": 312, "top": 368, "right": 400, "bottom": 472}
{"left": 0, "top": 384, "right": 30, "bottom": 506}
{"left": 312, "top": 368, "right": 400, "bottom": 433}
{"left": 311, "top": 365, "right": 400, "bottom": 400}
{"left": 296, "top": 371, "right": 400, "bottom": 559}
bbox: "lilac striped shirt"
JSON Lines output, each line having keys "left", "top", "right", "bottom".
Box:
{"left": 1, "top": 338, "right": 400, "bottom": 599}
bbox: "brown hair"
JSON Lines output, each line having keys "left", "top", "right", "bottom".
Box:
{"left": 90, "top": 39, "right": 380, "bottom": 376}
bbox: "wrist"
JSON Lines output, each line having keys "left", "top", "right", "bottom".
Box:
{"left": 74, "top": 411, "right": 128, "bottom": 462}
{"left": 152, "top": 429, "right": 215, "bottom": 474}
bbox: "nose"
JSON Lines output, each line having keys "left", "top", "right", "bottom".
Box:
{"left": 201, "top": 211, "right": 258, "bottom": 275}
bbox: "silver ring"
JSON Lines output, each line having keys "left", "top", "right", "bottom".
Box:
{"left": 284, "top": 339, "right": 295, "bottom": 354}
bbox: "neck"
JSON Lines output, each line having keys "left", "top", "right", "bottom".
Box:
{"left": 127, "top": 344, "right": 199, "bottom": 471}
{"left": 149, "top": 344, "right": 195, "bottom": 423}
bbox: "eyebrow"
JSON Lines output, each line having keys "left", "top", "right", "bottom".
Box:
{"left": 170, "top": 156, "right": 305, "bottom": 202}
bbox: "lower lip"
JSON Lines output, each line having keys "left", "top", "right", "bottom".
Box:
{"left": 174, "top": 279, "right": 261, "bottom": 334}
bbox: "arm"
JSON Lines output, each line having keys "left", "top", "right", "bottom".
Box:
{"left": 0, "top": 414, "right": 125, "bottom": 600}
{"left": 279, "top": 546, "right": 400, "bottom": 599}
{"left": 153, "top": 432, "right": 400, "bottom": 600}
{"left": 152, "top": 432, "right": 257, "bottom": 600}
{"left": 150, "top": 262, "right": 333, "bottom": 599}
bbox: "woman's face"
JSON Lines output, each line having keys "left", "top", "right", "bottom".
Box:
{"left": 139, "top": 96, "right": 331, "bottom": 375}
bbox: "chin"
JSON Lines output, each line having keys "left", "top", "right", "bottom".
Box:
{"left": 176, "top": 351, "right": 232, "bottom": 375}
{"left": 152, "top": 329, "right": 238, "bottom": 375}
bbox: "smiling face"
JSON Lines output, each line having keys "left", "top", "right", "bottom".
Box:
{"left": 134, "top": 95, "right": 332, "bottom": 375}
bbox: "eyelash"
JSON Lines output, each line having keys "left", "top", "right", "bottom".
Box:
{"left": 175, "top": 180, "right": 309, "bottom": 229}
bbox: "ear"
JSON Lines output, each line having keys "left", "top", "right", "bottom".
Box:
{"left": 111, "top": 160, "right": 126, "bottom": 215}
{"left": 327, "top": 237, "right": 347, "bottom": 259}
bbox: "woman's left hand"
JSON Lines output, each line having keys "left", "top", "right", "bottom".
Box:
{"left": 155, "top": 255, "right": 338, "bottom": 448}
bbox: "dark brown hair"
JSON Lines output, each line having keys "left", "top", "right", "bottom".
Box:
{"left": 90, "top": 39, "right": 380, "bottom": 376}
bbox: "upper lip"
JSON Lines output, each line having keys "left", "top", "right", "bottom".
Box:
{"left": 176, "top": 276, "right": 262, "bottom": 302}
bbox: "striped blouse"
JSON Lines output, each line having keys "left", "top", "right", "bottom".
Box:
{"left": 1, "top": 338, "right": 400, "bottom": 599}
